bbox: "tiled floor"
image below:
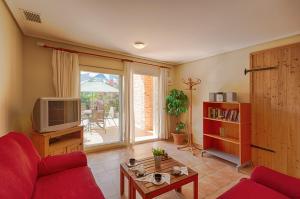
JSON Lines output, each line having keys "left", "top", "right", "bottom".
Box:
{"left": 83, "top": 119, "right": 156, "bottom": 146}
{"left": 87, "top": 141, "right": 250, "bottom": 199}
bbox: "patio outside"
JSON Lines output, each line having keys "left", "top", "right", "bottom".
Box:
{"left": 80, "top": 71, "right": 121, "bottom": 147}
{"left": 80, "top": 71, "right": 155, "bottom": 147}
{"left": 133, "top": 74, "right": 158, "bottom": 142}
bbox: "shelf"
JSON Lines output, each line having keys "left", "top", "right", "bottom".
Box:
{"left": 49, "top": 138, "right": 82, "bottom": 148}
{"left": 204, "top": 148, "right": 240, "bottom": 165}
{"left": 204, "top": 101, "right": 240, "bottom": 104}
{"left": 204, "top": 117, "right": 240, "bottom": 124}
{"left": 204, "top": 133, "right": 240, "bottom": 144}
{"left": 202, "top": 101, "right": 250, "bottom": 167}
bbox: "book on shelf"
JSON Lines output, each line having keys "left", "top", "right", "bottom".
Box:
{"left": 207, "top": 107, "right": 239, "bottom": 122}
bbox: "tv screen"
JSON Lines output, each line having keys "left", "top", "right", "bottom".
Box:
{"left": 48, "top": 100, "right": 79, "bottom": 126}
{"left": 32, "top": 97, "right": 80, "bottom": 133}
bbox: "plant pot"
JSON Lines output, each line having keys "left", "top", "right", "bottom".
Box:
{"left": 172, "top": 133, "right": 186, "bottom": 145}
{"left": 154, "top": 156, "right": 162, "bottom": 168}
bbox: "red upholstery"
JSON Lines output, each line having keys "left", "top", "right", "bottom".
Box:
{"left": 0, "top": 132, "right": 41, "bottom": 199}
{"left": 38, "top": 151, "right": 87, "bottom": 176}
{"left": 33, "top": 167, "right": 104, "bottom": 199}
{"left": 251, "top": 166, "right": 300, "bottom": 198}
{"left": 218, "top": 179, "right": 289, "bottom": 199}
{"left": 0, "top": 132, "right": 105, "bottom": 199}
{"left": 219, "top": 166, "right": 300, "bottom": 199}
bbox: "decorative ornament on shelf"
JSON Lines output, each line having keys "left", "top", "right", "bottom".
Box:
{"left": 216, "top": 92, "right": 225, "bottom": 102}
{"left": 177, "top": 77, "right": 202, "bottom": 155}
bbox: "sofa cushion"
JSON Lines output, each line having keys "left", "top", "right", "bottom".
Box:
{"left": 38, "top": 151, "right": 87, "bottom": 177}
{"left": 0, "top": 132, "right": 41, "bottom": 199}
{"left": 218, "top": 179, "right": 289, "bottom": 199}
{"left": 33, "top": 166, "right": 105, "bottom": 199}
{"left": 251, "top": 166, "right": 300, "bottom": 198}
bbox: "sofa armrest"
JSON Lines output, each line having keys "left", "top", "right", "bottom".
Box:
{"left": 38, "top": 151, "right": 87, "bottom": 177}
{"left": 251, "top": 166, "right": 300, "bottom": 198}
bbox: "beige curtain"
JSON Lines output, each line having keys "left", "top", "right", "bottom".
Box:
{"left": 123, "top": 61, "right": 135, "bottom": 145}
{"left": 52, "top": 50, "right": 79, "bottom": 97}
{"left": 123, "top": 62, "right": 169, "bottom": 143}
{"left": 158, "top": 68, "right": 169, "bottom": 139}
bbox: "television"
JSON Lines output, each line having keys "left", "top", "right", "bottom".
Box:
{"left": 32, "top": 97, "right": 81, "bottom": 133}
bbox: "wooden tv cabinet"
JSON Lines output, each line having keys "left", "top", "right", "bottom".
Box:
{"left": 31, "top": 126, "right": 83, "bottom": 157}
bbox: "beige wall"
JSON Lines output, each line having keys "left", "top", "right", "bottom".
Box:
{"left": 22, "top": 37, "right": 55, "bottom": 132}
{"left": 22, "top": 36, "right": 174, "bottom": 132}
{"left": 0, "top": 1, "right": 23, "bottom": 135}
{"left": 175, "top": 34, "right": 300, "bottom": 145}
{"left": 22, "top": 36, "right": 125, "bottom": 132}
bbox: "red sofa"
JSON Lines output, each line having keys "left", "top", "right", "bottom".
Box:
{"left": 219, "top": 166, "right": 300, "bottom": 199}
{"left": 0, "top": 132, "right": 105, "bottom": 199}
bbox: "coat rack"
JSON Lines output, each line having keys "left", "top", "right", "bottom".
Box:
{"left": 178, "top": 78, "right": 202, "bottom": 155}
{"left": 244, "top": 66, "right": 278, "bottom": 75}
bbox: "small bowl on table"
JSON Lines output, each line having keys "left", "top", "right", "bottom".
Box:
{"left": 171, "top": 166, "right": 181, "bottom": 176}
{"left": 154, "top": 173, "right": 162, "bottom": 183}
{"left": 129, "top": 158, "right": 136, "bottom": 165}
{"left": 135, "top": 165, "right": 146, "bottom": 177}
{"left": 127, "top": 158, "right": 137, "bottom": 167}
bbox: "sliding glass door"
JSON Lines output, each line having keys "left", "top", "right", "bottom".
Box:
{"left": 133, "top": 74, "right": 159, "bottom": 142}
{"left": 80, "top": 70, "right": 122, "bottom": 148}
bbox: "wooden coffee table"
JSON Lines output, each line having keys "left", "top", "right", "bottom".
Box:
{"left": 120, "top": 156, "right": 198, "bottom": 199}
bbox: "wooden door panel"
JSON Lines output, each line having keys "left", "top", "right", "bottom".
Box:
{"left": 251, "top": 53, "right": 264, "bottom": 147}
{"left": 251, "top": 52, "right": 273, "bottom": 149}
{"left": 287, "top": 45, "right": 300, "bottom": 177}
{"left": 250, "top": 43, "right": 300, "bottom": 177}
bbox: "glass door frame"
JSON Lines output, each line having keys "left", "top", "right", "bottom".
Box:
{"left": 132, "top": 72, "right": 160, "bottom": 143}
{"left": 80, "top": 65, "right": 125, "bottom": 152}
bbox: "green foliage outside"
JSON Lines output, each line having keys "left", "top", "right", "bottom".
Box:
{"left": 80, "top": 92, "right": 120, "bottom": 116}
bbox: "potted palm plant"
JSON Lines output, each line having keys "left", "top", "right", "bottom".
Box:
{"left": 166, "top": 89, "right": 188, "bottom": 145}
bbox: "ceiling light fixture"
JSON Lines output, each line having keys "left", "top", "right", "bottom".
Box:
{"left": 133, "top": 41, "right": 146, "bottom": 49}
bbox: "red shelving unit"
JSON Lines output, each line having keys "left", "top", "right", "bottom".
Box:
{"left": 201, "top": 101, "right": 251, "bottom": 168}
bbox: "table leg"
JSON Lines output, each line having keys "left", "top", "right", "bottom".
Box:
{"left": 120, "top": 168, "right": 124, "bottom": 196}
{"left": 129, "top": 178, "right": 132, "bottom": 199}
{"left": 131, "top": 182, "right": 136, "bottom": 199}
{"left": 194, "top": 176, "right": 198, "bottom": 199}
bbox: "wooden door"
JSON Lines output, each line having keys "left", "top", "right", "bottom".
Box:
{"left": 250, "top": 42, "right": 300, "bottom": 177}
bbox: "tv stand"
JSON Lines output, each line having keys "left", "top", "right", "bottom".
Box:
{"left": 31, "top": 126, "right": 83, "bottom": 157}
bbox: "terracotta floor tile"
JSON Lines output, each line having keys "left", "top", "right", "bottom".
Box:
{"left": 88, "top": 141, "right": 249, "bottom": 199}
{"left": 206, "top": 173, "right": 232, "bottom": 187}
{"left": 192, "top": 163, "right": 215, "bottom": 177}
{"left": 97, "top": 179, "right": 116, "bottom": 197}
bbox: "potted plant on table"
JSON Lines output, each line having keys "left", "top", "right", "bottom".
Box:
{"left": 166, "top": 89, "right": 188, "bottom": 145}
{"left": 152, "top": 147, "right": 165, "bottom": 168}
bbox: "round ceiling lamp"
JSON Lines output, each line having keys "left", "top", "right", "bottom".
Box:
{"left": 133, "top": 41, "right": 146, "bottom": 49}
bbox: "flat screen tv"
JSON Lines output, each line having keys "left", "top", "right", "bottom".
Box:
{"left": 32, "top": 97, "right": 81, "bottom": 133}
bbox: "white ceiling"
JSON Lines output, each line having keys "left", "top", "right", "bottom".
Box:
{"left": 5, "top": 0, "right": 300, "bottom": 64}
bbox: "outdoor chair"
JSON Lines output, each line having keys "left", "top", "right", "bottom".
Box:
{"left": 90, "top": 109, "right": 106, "bottom": 133}
{"left": 105, "top": 107, "right": 118, "bottom": 127}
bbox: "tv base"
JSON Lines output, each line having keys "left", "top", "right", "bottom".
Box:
{"left": 31, "top": 126, "right": 83, "bottom": 157}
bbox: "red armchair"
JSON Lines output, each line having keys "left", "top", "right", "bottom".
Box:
{"left": 0, "top": 132, "right": 105, "bottom": 199}
{"left": 219, "top": 166, "right": 300, "bottom": 199}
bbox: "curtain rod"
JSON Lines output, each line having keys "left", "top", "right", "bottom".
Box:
{"left": 80, "top": 64, "right": 123, "bottom": 71}
{"left": 37, "top": 42, "right": 169, "bottom": 69}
